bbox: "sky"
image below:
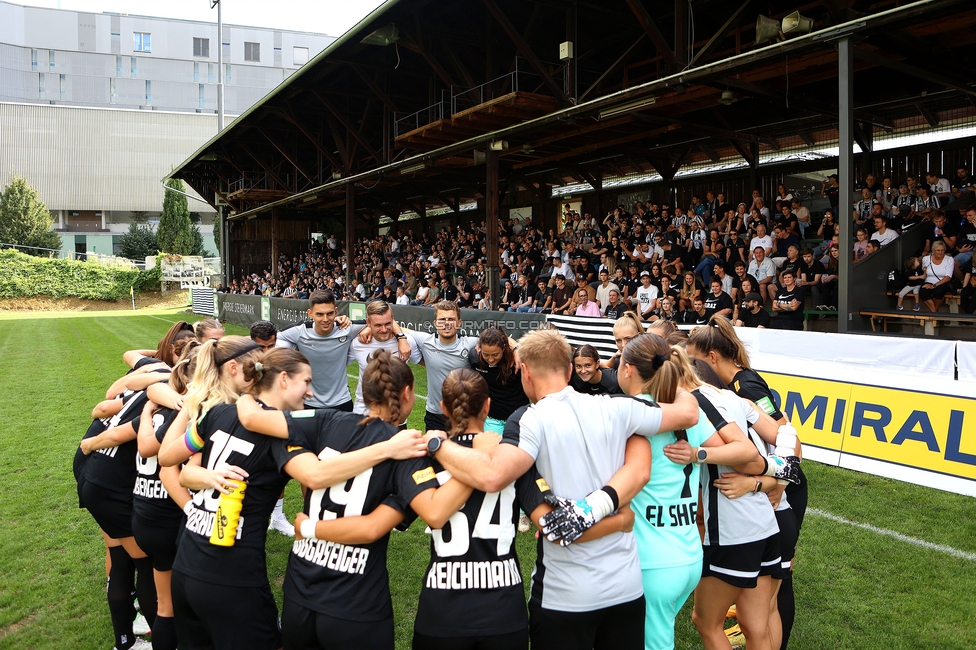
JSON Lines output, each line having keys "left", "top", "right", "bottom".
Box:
{"left": 15, "top": 0, "right": 386, "bottom": 36}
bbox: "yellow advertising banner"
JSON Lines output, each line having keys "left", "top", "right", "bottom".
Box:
{"left": 759, "top": 372, "right": 976, "bottom": 483}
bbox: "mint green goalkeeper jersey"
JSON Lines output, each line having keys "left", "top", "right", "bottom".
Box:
{"left": 630, "top": 403, "right": 713, "bottom": 570}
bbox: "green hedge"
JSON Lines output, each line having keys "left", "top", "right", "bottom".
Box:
{"left": 0, "top": 249, "right": 161, "bottom": 301}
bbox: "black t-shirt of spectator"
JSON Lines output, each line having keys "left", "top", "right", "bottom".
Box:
{"left": 799, "top": 260, "right": 825, "bottom": 283}
{"left": 703, "top": 292, "right": 734, "bottom": 320}
{"left": 604, "top": 303, "right": 627, "bottom": 320}
{"left": 740, "top": 308, "right": 771, "bottom": 328}
{"left": 774, "top": 285, "right": 805, "bottom": 321}
{"left": 922, "top": 219, "right": 959, "bottom": 250}
{"left": 441, "top": 284, "right": 460, "bottom": 302}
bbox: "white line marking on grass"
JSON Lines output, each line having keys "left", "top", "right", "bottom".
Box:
{"left": 809, "top": 508, "right": 976, "bottom": 561}
{"left": 348, "top": 373, "right": 427, "bottom": 401}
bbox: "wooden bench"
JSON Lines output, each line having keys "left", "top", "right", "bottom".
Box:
{"left": 861, "top": 310, "right": 976, "bottom": 336}
{"left": 886, "top": 291, "right": 960, "bottom": 313}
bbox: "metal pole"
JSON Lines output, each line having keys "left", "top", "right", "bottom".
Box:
{"left": 486, "top": 148, "right": 500, "bottom": 309}
{"left": 216, "top": 0, "right": 224, "bottom": 132}
{"left": 345, "top": 183, "right": 355, "bottom": 293}
{"left": 219, "top": 206, "right": 230, "bottom": 283}
{"left": 837, "top": 37, "right": 854, "bottom": 332}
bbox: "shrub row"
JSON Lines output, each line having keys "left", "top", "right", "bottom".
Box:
{"left": 0, "top": 249, "right": 161, "bottom": 301}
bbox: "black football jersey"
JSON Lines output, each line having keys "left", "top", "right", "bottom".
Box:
{"left": 414, "top": 434, "right": 549, "bottom": 637}
{"left": 731, "top": 368, "right": 784, "bottom": 421}
{"left": 83, "top": 388, "right": 148, "bottom": 493}
{"left": 173, "top": 402, "right": 302, "bottom": 587}
{"left": 281, "top": 409, "right": 440, "bottom": 622}
{"left": 132, "top": 407, "right": 183, "bottom": 526}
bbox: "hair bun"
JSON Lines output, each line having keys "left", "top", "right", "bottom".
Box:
{"left": 652, "top": 354, "right": 667, "bottom": 370}
{"left": 254, "top": 362, "right": 264, "bottom": 373}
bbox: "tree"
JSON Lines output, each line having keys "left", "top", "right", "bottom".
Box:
{"left": 190, "top": 223, "right": 207, "bottom": 256}
{"left": 0, "top": 175, "right": 61, "bottom": 254}
{"left": 118, "top": 222, "right": 158, "bottom": 261}
{"left": 213, "top": 213, "right": 222, "bottom": 253}
{"left": 156, "top": 178, "right": 193, "bottom": 255}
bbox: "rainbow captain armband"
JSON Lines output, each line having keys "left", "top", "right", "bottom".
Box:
{"left": 184, "top": 418, "right": 205, "bottom": 453}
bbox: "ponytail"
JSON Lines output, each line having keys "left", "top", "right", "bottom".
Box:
{"left": 360, "top": 350, "right": 414, "bottom": 426}
{"left": 621, "top": 334, "right": 698, "bottom": 403}
{"left": 441, "top": 368, "right": 490, "bottom": 438}
{"left": 169, "top": 340, "right": 201, "bottom": 395}
{"left": 687, "top": 315, "right": 751, "bottom": 369}
{"left": 184, "top": 336, "right": 259, "bottom": 421}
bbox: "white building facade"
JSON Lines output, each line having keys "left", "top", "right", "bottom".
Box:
{"left": 0, "top": 0, "right": 333, "bottom": 257}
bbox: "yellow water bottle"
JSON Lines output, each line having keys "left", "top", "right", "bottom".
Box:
{"left": 210, "top": 480, "right": 246, "bottom": 547}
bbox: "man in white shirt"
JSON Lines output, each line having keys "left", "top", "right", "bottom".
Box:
{"left": 594, "top": 269, "right": 620, "bottom": 309}
{"left": 870, "top": 215, "right": 899, "bottom": 247}
{"left": 926, "top": 172, "right": 952, "bottom": 201}
{"left": 747, "top": 247, "right": 777, "bottom": 304}
{"left": 750, "top": 223, "right": 773, "bottom": 261}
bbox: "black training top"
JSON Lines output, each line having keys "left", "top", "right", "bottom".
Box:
{"left": 570, "top": 367, "right": 623, "bottom": 395}
{"left": 132, "top": 406, "right": 184, "bottom": 526}
{"left": 282, "top": 409, "right": 439, "bottom": 622}
{"left": 730, "top": 368, "right": 784, "bottom": 421}
{"left": 470, "top": 360, "right": 530, "bottom": 421}
{"left": 173, "top": 402, "right": 301, "bottom": 587}
{"left": 414, "top": 433, "right": 549, "bottom": 637}
{"left": 83, "top": 388, "right": 148, "bottom": 493}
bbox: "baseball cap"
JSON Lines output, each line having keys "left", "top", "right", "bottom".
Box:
{"left": 746, "top": 292, "right": 762, "bottom": 303}
{"left": 640, "top": 271, "right": 650, "bottom": 277}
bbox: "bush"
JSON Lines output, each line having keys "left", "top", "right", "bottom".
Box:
{"left": 0, "top": 249, "right": 161, "bottom": 301}
{"left": 118, "top": 222, "right": 158, "bottom": 261}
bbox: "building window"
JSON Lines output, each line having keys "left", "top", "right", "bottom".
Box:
{"left": 110, "top": 78, "right": 116, "bottom": 104}
{"left": 131, "top": 57, "right": 137, "bottom": 78}
{"left": 116, "top": 55, "right": 122, "bottom": 77}
{"left": 194, "top": 62, "right": 200, "bottom": 83}
{"left": 59, "top": 74, "right": 66, "bottom": 100}
{"left": 49, "top": 50, "right": 55, "bottom": 71}
{"left": 199, "top": 84, "right": 205, "bottom": 109}
{"left": 193, "top": 37, "right": 209, "bottom": 58}
{"left": 145, "top": 80, "right": 152, "bottom": 105}
{"left": 208, "top": 63, "right": 214, "bottom": 84}
{"left": 225, "top": 64, "right": 231, "bottom": 83}
{"left": 244, "top": 42, "right": 260, "bottom": 62}
{"left": 38, "top": 73, "right": 45, "bottom": 99}
{"left": 31, "top": 49, "right": 38, "bottom": 71}
{"left": 293, "top": 46, "right": 309, "bottom": 65}
{"left": 134, "top": 32, "right": 151, "bottom": 52}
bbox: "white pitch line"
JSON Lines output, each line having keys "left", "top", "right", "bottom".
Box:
{"left": 808, "top": 508, "right": 976, "bottom": 561}
{"left": 347, "top": 373, "right": 428, "bottom": 401}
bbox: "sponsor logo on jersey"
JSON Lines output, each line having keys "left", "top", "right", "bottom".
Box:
{"left": 339, "top": 336, "right": 348, "bottom": 343}
{"left": 291, "top": 410, "right": 316, "bottom": 419}
{"left": 535, "top": 478, "right": 550, "bottom": 493}
{"left": 756, "top": 396, "right": 776, "bottom": 415}
{"left": 287, "top": 445, "right": 304, "bottom": 452}
{"left": 412, "top": 467, "right": 436, "bottom": 484}
{"left": 424, "top": 558, "right": 522, "bottom": 590}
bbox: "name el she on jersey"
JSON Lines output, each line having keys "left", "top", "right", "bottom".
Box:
{"left": 644, "top": 502, "right": 697, "bottom": 528}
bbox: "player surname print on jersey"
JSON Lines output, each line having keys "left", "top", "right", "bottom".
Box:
{"left": 424, "top": 557, "right": 522, "bottom": 590}
{"left": 291, "top": 538, "right": 370, "bottom": 573}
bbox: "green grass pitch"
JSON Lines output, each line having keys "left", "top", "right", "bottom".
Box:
{"left": 0, "top": 308, "right": 974, "bottom": 649}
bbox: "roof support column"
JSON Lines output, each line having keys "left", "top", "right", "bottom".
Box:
{"left": 345, "top": 182, "right": 355, "bottom": 292}
{"left": 271, "top": 207, "right": 279, "bottom": 279}
{"left": 486, "top": 148, "right": 500, "bottom": 309}
{"left": 838, "top": 37, "right": 855, "bottom": 333}
{"left": 219, "top": 206, "right": 230, "bottom": 285}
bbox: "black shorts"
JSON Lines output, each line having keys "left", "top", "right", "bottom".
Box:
{"left": 131, "top": 514, "right": 181, "bottom": 572}
{"left": 776, "top": 509, "right": 799, "bottom": 574}
{"left": 529, "top": 596, "right": 645, "bottom": 650}
{"left": 785, "top": 466, "right": 808, "bottom": 529}
{"left": 281, "top": 597, "right": 393, "bottom": 650}
{"left": 702, "top": 534, "right": 783, "bottom": 589}
{"left": 424, "top": 410, "right": 450, "bottom": 433}
{"left": 82, "top": 481, "right": 134, "bottom": 539}
{"left": 172, "top": 570, "right": 281, "bottom": 650}
{"left": 412, "top": 628, "right": 528, "bottom": 650}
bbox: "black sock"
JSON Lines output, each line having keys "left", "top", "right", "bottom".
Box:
{"left": 778, "top": 570, "right": 796, "bottom": 650}
{"left": 133, "top": 556, "right": 157, "bottom": 629}
{"left": 151, "top": 615, "right": 177, "bottom": 650}
{"left": 107, "top": 547, "right": 136, "bottom": 650}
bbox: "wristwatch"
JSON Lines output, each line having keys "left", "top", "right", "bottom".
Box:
{"left": 395, "top": 332, "right": 407, "bottom": 340}
{"left": 695, "top": 448, "right": 708, "bottom": 464}
{"left": 427, "top": 435, "right": 445, "bottom": 457}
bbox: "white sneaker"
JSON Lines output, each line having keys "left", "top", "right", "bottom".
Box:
{"left": 132, "top": 613, "right": 150, "bottom": 636}
{"left": 268, "top": 513, "right": 295, "bottom": 537}
{"left": 518, "top": 513, "right": 532, "bottom": 533}
{"left": 130, "top": 640, "right": 154, "bottom": 650}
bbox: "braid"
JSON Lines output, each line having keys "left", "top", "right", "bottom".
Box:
{"left": 441, "top": 368, "right": 489, "bottom": 437}
{"left": 449, "top": 390, "right": 472, "bottom": 438}
{"left": 361, "top": 350, "right": 413, "bottom": 426}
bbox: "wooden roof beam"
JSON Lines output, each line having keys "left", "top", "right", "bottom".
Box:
{"left": 313, "top": 92, "right": 383, "bottom": 165}
{"left": 624, "top": 0, "right": 679, "bottom": 72}
{"left": 853, "top": 46, "right": 976, "bottom": 99}
{"left": 256, "top": 127, "right": 315, "bottom": 184}
{"left": 235, "top": 142, "right": 290, "bottom": 190}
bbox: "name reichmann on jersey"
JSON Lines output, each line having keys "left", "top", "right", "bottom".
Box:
{"left": 424, "top": 558, "right": 522, "bottom": 590}
{"left": 292, "top": 538, "right": 370, "bottom": 574}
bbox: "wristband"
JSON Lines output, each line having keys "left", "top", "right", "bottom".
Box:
{"left": 300, "top": 519, "right": 318, "bottom": 541}
{"left": 754, "top": 478, "right": 763, "bottom": 493}
{"left": 601, "top": 485, "right": 620, "bottom": 512}
{"left": 183, "top": 500, "right": 195, "bottom": 516}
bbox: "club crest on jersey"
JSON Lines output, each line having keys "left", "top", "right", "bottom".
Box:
{"left": 339, "top": 336, "right": 348, "bottom": 343}
{"left": 412, "top": 467, "right": 436, "bottom": 484}
{"left": 461, "top": 348, "right": 469, "bottom": 358}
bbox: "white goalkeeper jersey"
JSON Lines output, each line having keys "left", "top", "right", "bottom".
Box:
{"left": 695, "top": 385, "right": 779, "bottom": 546}
{"left": 501, "top": 387, "right": 666, "bottom": 612}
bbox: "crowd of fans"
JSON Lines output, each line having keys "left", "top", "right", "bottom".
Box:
{"left": 219, "top": 162, "right": 976, "bottom": 325}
